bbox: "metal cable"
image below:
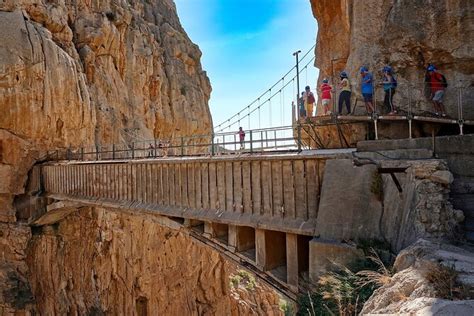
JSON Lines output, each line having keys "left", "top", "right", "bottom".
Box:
{"left": 214, "top": 44, "right": 316, "bottom": 129}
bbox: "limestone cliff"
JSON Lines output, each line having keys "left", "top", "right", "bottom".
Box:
{"left": 310, "top": 0, "right": 474, "bottom": 117}
{"left": 26, "top": 207, "right": 283, "bottom": 315}
{"left": 0, "top": 0, "right": 212, "bottom": 148}
{"left": 0, "top": 1, "right": 278, "bottom": 314}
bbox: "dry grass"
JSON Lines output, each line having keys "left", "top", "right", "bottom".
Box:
{"left": 425, "top": 264, "right": 466, "bottom": 300}
{"left": 356, "top": 249, "right": 393, "bottom": 288}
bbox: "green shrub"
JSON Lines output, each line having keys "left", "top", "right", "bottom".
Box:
{"left": 229, "top": 270, "right": 256, "bottom": 291}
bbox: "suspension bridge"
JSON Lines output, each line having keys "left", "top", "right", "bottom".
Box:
{"left": 40, "top": 45, "right": 473, "bottom": 161}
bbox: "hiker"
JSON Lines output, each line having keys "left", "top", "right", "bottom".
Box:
{"left": 238, "top": 127, "right": 246, "bottom": 149}
{"left": 360, "top": 66, "right": 375, "bottom": 114}
{"left": 425, "top": 64, "right": 447, "bottom": 117}
{"left": 304, "top": 86, "right": 316, "bottom": 117}
{"left": 338, "top": 71, "right": 352, "bottom": 115}
{"left": 320, "top": 78, "right": 332, "bottom": 115}
{"left": 147, "top": 143, "right": 155, "bottom": 157}
{"left": 382, "top": 66, "right": 398, "bottom": 114}
{"left": 298, "top": 91, "right": 306, "bottom": 119}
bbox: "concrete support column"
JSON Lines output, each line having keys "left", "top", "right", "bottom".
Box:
{"left": 286, "top": 233, "right": 299, "bottom": 289}
{"left": 203, "top": 222, "right": 214, "bottom": 238}
{"left": 203, "top": 222, "right": 228, "bottom": 242}
{"left": 228, "top": 225, "right": 255, "bottom": 253}
{"left": 256, "top": 229, "right": 286, "bottom": 272}
{"left": 183, "top": 218, "right": 203, "bottom": 228}
{"left": 256, "top": 229, "right": 266, "bottom": 270}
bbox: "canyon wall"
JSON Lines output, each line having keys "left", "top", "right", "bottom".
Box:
{"left": 0, "top": 1, "right": 270, "bottom": 314}
{"left": 26, "top": 207, "right": 283, "bottom": 315}
{"left": 311, "top": 0, "right": 474, "bottom": 117}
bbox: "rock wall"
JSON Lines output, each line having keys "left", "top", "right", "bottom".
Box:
{"left": 362, "top": 239, "right": 474, "bottom": 314}
{"left": 0, "top": 0, "right": 212, "bottom": 148}
{"left": 310, "top": 0, "right": 474, "bottom": 117}
{"left": 0, "top": 0, "right": 248, "bottom": 315}
{"left": 26, "top": 207, "right": 284, "bottom": 315}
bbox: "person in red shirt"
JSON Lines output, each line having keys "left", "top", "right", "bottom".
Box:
{"left": 320, "top": 78, "right": 332, "bottom": 115}
{"left": 238, "top": 127, "right": 246, "bottom": 149}
{"left": 425, "top": 64, "right": 447, "bottom": 117}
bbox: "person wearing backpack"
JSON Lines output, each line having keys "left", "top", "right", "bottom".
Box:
{"left": 304, "top": 85, "right": 316, "bottom": 117}
{"left": 425, "top": 64, "right": 447, "bottom": 117}
{"left": 360, "top": 66, "right": 375, "bottom": 114}
{"left": 382, "top": 66, "right": 398, "bottom": 114}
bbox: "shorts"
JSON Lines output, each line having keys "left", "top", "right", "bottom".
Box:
{"left": 363, "top": 93, "right": 373, "bottom": 102}
{"left": 432, "top": 90, "right": 445, "bottom": 102}
{"left": 322, "top": 99, "right": 331, "bottom": 106}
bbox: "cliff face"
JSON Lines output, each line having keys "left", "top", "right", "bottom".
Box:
{"left": 0, "top": 0, "right": 212, "bottom": 148}
{"left": 26, "top": 207, "right": 283, "bottom": 315}
{"left": 0, "top": 0, "right": 225, "bottom": 313}
{"left": 311, "top": 0, "right": 474, "bottom": 117}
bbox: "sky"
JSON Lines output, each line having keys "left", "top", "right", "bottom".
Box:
{"left": 174, "top": 0, "right": 319, "bottom": 132}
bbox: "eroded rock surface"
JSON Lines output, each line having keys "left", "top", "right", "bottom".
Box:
{"left": 0, "top": 0, "right": 215, "bottom": 313}
{"left": 26, "top": 207, "right": 284, "bottom": 315}
{"left": 0, "top": 0, "right": 212, "bottom": 147}
{"left": 362, "top": 239, "right": 474, "bottom": 314}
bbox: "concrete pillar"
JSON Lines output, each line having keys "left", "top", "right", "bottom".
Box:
{"left": 256, "top": 229, "right": 286, "bottom": 271}
{"left": 183, "top": 218, "right": 203, "bottom": 228}
{"left": 256, "top": 229, "right": 266, "bottom": 270}
{"left": 203, "top": 222, "right": 213, "bottom": 238}
{"left": 286, "top": 233, "right": 298, "bottom": 289}
{"left": 228, "top": 225, "right": 255, "bottom": 253}
{"left": 203, "top": 222, "right": 228, "bottom": 242}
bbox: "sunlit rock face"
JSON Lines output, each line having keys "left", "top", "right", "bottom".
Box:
{"left": 0, "top": 0, "right": 215, "bottom": 313}
{"left": 310, "top": 0, "right": 474, "bottom": 117}
{"left": 0, "top": 0, "right": 212, "bottom": 150}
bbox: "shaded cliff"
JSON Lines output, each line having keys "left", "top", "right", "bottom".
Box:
{"left": 26, "top": 207, "right": 283, "bottom": 315}
{"left": 311, "top": 0, "right": 474, "bottom": 117}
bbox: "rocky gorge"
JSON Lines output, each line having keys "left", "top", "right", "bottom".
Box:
{"left": 0, "top": 0, "right": 281, "bottom": 314}
{"left": 1, "top": 0, "right": 474, "bottom": 315}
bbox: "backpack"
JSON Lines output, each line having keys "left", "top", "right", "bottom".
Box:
{"left": 391, "top": 76, "right": 397, "bottom": 88}
{"left": 440, "top": 74, "right": 448, "bottom": 88}
{"left": 307, "top": 92, "right": 315, "bottom": 104}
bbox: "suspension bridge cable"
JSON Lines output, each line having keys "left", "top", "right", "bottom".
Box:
{"left": 214, "top": 44, "right": 316, "bottom": 129}
{"left": 215, "top": 55, "right": 315, "bottom": 132}
{"left": 269, "top": 88, "right": 272, "bottom": 127}
{"left": 280, "top": 86, "right": 285, "bottom": 126}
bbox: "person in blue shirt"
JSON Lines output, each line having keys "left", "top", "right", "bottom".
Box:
{"left": 360, "top": 66, "right": 375, "bottom": 114}
{"left": 382, "top": 66, "right": 398, "bottom": 114}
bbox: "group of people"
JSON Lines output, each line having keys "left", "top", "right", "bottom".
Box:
{"left": 296, "top": 64, "right": 448, "bottom": 118}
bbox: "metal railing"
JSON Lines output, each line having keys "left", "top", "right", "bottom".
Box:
{"left": 44, "top": 125, "right": 304, "bottom": 162}
{"left": 43, "top": 83, "right": 472, "bottom": 162}
{"left": 294, "top": 82, "right": 473, "bottom": 138}
{"left": 305, "top": 81, "right": 472, "bottom": 119}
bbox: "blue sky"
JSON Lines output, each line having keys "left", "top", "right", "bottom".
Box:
{"left": 175, "top": 0, "right": 319, "bottom": 132}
